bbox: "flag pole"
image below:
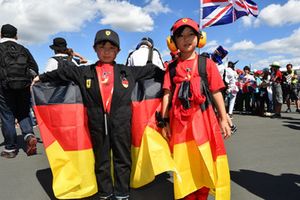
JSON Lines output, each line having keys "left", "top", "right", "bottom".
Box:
{"left": 199, "top": 0, "right": 203, "bottom": 30}
{"left": 199, "top": 0, "right": 203, "bottom": 54}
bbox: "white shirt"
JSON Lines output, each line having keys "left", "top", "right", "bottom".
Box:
{"left": 225, "top": 67, "right": 238, "bottom": 93}
{"left": 45, "top": 53, "right": 79, "bottom": 72}
{"left": 217, "top": 63, "right": 226, "bottom": 78}
{"left": 126, "top": 45, "right": 165, "bottom": 70}
{"left": 0, "top": 38, "right": 18, "bottom": 43}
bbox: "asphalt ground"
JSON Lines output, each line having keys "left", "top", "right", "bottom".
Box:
{"left": 0, "top": 107, "right": 299, "bottom": 200}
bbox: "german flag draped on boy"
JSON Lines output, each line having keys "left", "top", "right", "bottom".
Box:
{"left": 31, "top": 82, "right": 98, "bottom": 199}
{"left": 126, "top": 37, "right": 177, "bottom": 188}
{"left": 161, "top": 18, "right": 231, "bottom": 200}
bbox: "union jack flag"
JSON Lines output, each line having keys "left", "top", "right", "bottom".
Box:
{"left": 201, "top": 0, "right": 259, "bottom": 28}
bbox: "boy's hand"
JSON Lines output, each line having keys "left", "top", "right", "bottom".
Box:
{"left": 31, "top": 76, "right": 40, "bottom": 86}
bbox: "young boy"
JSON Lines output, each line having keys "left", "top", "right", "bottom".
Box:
{"left": 160, "top": 18, "right": 231, "bottom": 200}
{"left": 32, "top": 29, "right": 163, "bottom": 200}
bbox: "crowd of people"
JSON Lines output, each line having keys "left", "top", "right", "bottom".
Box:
{"left": 220, "top": 60, "right": 300, "bottom": 119}
{"left": 0, "top": 18, "right": 299, "bottom": 200}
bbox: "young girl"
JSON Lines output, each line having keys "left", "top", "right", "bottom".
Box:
{"left": 160, "top": 18, "right": 231, "bottom": 200}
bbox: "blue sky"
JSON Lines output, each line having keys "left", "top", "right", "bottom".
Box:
{"left": 1, "top": 0, "right": 300, "bottom": 72}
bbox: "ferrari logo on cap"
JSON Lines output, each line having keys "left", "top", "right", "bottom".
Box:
{"left": 105, "top": 31, "right": 111, "bottom": 36}
{"left": 182, "top": 18, "right": 188, "bottom": 23}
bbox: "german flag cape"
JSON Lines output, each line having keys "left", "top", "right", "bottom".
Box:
{"left": 170, "top": 82, "right": 230, "bottom": 199}
{"left": 31, "top": 82, "right": 97, "bottom": 199}
{"left": 130, "top": 78, "right": 177, "bottom": 188}
{"left": 171, "top": 104, "right": 230, "bottom": 199}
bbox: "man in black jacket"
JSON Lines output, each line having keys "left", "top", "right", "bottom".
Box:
{"left": 0, "top": 24, "right": 39, "bottom": 158}
{"left": 32, "top": 29, "right": 163, "bottom": 200}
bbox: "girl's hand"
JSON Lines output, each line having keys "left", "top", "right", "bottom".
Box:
{"left": 161, "top": 123, "right": 171, "bottom": 142}
{"left": 219, "top": 119, "right": 231, "bottom": 139}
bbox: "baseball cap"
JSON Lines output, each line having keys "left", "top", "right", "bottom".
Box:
{"left": 171, "top": 18, "right": 199, "bottom": 34}
{"left": 49, "top": 37, "right": 68, "bottom": 51}
{"left": 94, "top": 29, "right": 120, "bottom": 49}
{"left": 1, "top": 24, "right": 17, "bottom": 38}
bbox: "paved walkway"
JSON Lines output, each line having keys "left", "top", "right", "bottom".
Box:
{"left": 0, "top": 110, "right": 299, "bottom": 200}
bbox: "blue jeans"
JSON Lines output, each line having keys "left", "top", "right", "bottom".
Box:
{"left": 0, "top": 87, "right": 34, "bottom": 151}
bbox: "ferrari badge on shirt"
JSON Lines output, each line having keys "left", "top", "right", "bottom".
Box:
{"left": 121, "top": 77, "right": 128, "bottom": 88}
{"left": 86, "top": 79, "right": 91, "bottom": 88}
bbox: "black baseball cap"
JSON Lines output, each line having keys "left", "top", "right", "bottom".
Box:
{"left": 50, "top": 37, "right": 68, "bottom": 51}
{"left": 1, "top": 24, "right": 17, "bottom": 38}
{"left": 94, "top": 29, "right": 120, "bottom": 49}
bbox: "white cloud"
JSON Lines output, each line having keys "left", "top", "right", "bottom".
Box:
{"left": 257, "top": 27, "right": 300, "bottom": 55}
{"left": 241, "top": 16, "right": 254, "bottom": 27}
{"left": 0, "top": 0, "right": 96, "bottom": 44}
{"left": 0, "top": 0, "right": 170, "bottom": 44}
{"left": 255, "top": 0, "right": 300, "bottom": 27}
{"left": 96, "top": 0, "right": 170, "bottom": 32}
{"left": 96, "top": 0, "right": 153, "bottom": 32}
{"left": 230, "top": 27, "right": 300, "bottom": 55}
{"left": 231, "top": 40, "right": 255, "bottom": 50}
{"left": 229, "top": 27, "right": 300, "bottom": 68}
{"left": 143, "top": 0, "right": 170, "bottom": 15}
{"left": 224, "top": 38, "right": 232, "bottom": 45}
{"left": 202, "top": 40, "right": 218, "bottom": 53}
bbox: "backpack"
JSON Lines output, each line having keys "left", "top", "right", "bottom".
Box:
{"left": 0, "top": 42, "right": 32, "bottom": 89}
{"left": 168, "top": 54, "right": 214, "bottom": 111}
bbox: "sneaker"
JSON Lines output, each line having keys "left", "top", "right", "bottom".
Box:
{"left": 228, "top": 114, "right": 233, "bottom": 119}
{"left": 114, "top": 196, "right": 129, "bottom": 200}
{"left": 26, "top": 135, "right": 37, "bottom": 156}
{"left": 264, "top": 112, "right": 272, "bottom": 117}
{"left": 285, "top": 108, "right": 291, "bottom": 113}
{"left": 230, "top": 124, "right": 237, "bottom": 134}
{"left": 1, "top": 150, "right": 18, "bottom": 158}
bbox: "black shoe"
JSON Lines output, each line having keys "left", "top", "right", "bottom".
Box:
{"left": 285, "top": 108, "right": 291, "bottom": 113}
{"left": 1, "top": 150, "right": 17, "bottom": 158}
{"left": 271, "top": 113, "right": 282, "bottom": 118}
{"left": 296, "top": 109, "right": 300, "bottom": 113}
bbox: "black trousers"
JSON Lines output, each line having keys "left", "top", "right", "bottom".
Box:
{"left": 93, "top": 119, "right": 132, "bottom": 198}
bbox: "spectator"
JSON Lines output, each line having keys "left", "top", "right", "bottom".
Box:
{"left": 224, "top": 61, "right": 239, "bottom": 118}
{"left": 282, "top": 63, "right": 299, "bottom": 113}
{"left": 270, "top": 61, "right": 283, "bottom": 118}
{"left": 126, "top": 37, "right": 165, "bottom": 70}
{"left": 210, "top": 45, "right": 228, "bottom": 79}
{"left": 259, "top": 68, "right": 273, "bottom": 116}
{"left": 45, "top": 37, "right": 87, "bottom": 72}
{"left": 241, "top": 66, "right": 255, "bottom": 113}
{"left": 0, "top": 24, "right": 39, "bottom": 158}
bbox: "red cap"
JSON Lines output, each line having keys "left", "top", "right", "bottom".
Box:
{"left": 255, "top": 70, "right": 263, "bottom": 75}
{"left": 171, "top": 18, "right": 199, "bottom": 34}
